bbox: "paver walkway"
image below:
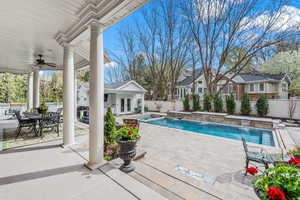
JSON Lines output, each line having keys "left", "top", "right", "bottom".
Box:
{"left": 287, "top": 127, "right": 300, "bottom": 145}
{"left": 136, "top": 123, "right": 280, "bottom": 200}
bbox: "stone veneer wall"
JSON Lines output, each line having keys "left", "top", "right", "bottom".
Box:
{"left": 167, "top": 112, "right": 275, "bottom": 129}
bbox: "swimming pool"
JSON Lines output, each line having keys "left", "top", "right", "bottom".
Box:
{"left": 146, "top": 118, "right": 275, "bottom": 146}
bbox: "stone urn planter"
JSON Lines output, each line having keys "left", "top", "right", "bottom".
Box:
{"left": 117, "top": 140, "right": 137, "bottom": 173}
{"left": 116, "top": 124, "right": 140, "bottom": 173}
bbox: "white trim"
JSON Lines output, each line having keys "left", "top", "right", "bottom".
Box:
{"left": 117, "top": 80, "right": 147, "bottom": 92}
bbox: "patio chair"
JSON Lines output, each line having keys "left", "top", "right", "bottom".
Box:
{"left": 15, "top": 111, "right": 38, "bottom": 138}
{"left": 56, "top": 107, "right": 63, "bottom": 124}
{"left": 39, "top": 112, "right": 60, "bottom": 137}
{"left": 123, "top": 118, "right": 139, "bottom": 128}
{"left": 241, "top": 138, "right": 271, "bottom": 175}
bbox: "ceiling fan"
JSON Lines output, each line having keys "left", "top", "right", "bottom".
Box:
{"left": 34, "top": 54, "right": 57, "bottom": 68}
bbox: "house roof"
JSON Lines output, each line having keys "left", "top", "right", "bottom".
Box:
{"left": 177, "top": 68, "right": 202, "bottom": 86}
{"left": 238, "top": 72, "right": 288, "bottom": 82}
{"left": 105, "top": 81, "right": 131, "bottom": 89}
{"left": 104, "top": 80, "right": 147, "bottom": 93}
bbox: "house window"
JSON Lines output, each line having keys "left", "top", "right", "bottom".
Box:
{"left": 127, "top": 98, "right": 131, "bottom": 112}
{"left": 198, "top": 88, "right": 203, "bottom": 93}
{"left": 204, "top": 88, "right": 208, "bottom": 94}
{"left": 121, "top": 99, "right": 125, "bottom": 112}
{"left": 259, "top": 83, "right": 264, "bottom": 92}
{"left": 198, "top": 81, "right": 202, "bottom": 84}
{"left": 250, "top": 84, "right": 254, "bottom": 92}
{"left": 229, "top": 85, "right": 233, "bottom": 93}
{"left": 282, "top": 83, "right": 288, "bottom": 92}
{"left": 104, "top": 94, "right": 108, "bottom": 102}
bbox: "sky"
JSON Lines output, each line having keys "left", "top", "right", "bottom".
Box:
{"left": 42, "top": 0, "right": 300, "bottom": 77}
{"left": 103, "top": 0, "right": 300, "bottom": 55}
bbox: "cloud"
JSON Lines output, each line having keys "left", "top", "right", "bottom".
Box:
{"left": 104, "top": 61, "right": 118, "bottom": 68}
{"left": 242, "top": 6, "right": 300, "bottom": 32}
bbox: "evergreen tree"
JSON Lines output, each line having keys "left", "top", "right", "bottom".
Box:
{"left": 192, "top": 94, "right": 200, "bottom": 111}
{"left": 183, "top": 95, "right": 190, "bottom": 111}
{"left": 256, "top": 95, "right": 269, "bottom": 117}
{"left": 241, "top": 94, "right": 251, "bottom": 115}
{"left": 104, "top": 107, "right": 116, "bottom": 145}
{"left": 213, "top": 94, "right": 223, "bottom": 112}
{"left": 226, "top": 94, "right": 236, "bottom": 114}
{"left": 203, "top": 94, "right": 212, "bottom": 112}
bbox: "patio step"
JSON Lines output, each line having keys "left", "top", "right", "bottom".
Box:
{"left": 128, "top": 161, "right": 222, "bottom": 200}
{"left": 99, "top": 163, "right": 168, "bottom": 200}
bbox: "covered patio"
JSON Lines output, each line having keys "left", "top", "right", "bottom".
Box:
{"left": 0, "top": 1, "right": 171, "bottom": 199}
{"left": 0, "top": 0, "right": 148, "bottom": 169}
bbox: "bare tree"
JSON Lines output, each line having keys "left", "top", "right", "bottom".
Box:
{"left": 115, "top": 0, "right": 190, "bottom": 100}
{"left": 181, "top": 0, "right": 299, "bottom": 95}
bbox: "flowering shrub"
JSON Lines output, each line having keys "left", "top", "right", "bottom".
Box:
{"left": 288, "top": 157, "right": 300, "bottom": 165}
{"left": 254, "top": 166, "right": 300, "bottom": 200}
{"left": 245, "top": 167, "right": 258, "bottom": 175}
{"left": 116, "top": 125, "right": 140, "bottom": 141}
{"left": 267, "top": 187, "right": 286, "bottom": 200}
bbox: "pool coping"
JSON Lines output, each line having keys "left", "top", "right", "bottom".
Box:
{"left": 142, "top": 117, "right": 279, "bottom": 149}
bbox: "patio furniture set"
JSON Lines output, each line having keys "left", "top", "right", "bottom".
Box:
{"left": 15, "top": 109, "right": 62, "bottom": 139}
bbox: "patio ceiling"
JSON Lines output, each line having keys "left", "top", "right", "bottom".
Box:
{"left": 0, "top": 0, "right": 148, "bottom": 73}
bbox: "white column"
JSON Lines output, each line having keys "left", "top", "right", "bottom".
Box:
{"left": 62, "top": 44, "right": 75, "bottom": 147}
{"left": 27, "top": 72, "right": 33, "bottom": 111}
{"left": 33, "top": 70, "right": 40, "bottom": 108}
{"left": 141, "top": 93, "right": 145, "bottom": 114}
{"left": 74, "top": 69, "right": 78, "bottom": 122}
{"left": 85, "top": 22, "right": 105, "bottom": 170}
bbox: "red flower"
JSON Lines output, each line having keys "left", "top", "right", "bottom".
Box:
{"left": 245, "top": 167, "right": 258, "bottom": 175}
{"left": 288, "top": 157, "right": 300, "bottom": 165}
{"left": 128, "top": 131, "right": 133, "bottom": 136}
{"left": 127, "top": 121, "right": 136, "bottom": 125}
{"left": 267, "top": 187, "right": 286, "bottom": 200}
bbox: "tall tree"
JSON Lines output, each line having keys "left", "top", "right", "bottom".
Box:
{"left": 181, "top": 0, "right": 299, "bottom": 95}
{"left": 113, "top": 0, "right": 190, "bottom": 100}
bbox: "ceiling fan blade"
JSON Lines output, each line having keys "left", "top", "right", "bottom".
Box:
{"left": 45, "top": 63, "right": 57, "bottom": 67}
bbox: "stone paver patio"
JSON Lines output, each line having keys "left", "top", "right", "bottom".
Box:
{"left": 136, "top": 122, "right": 280, "bottom": 200}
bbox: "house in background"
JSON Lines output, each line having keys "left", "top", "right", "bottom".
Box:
{"left": 217, "top": 72, "right": 291, "bottom": 100}
{"left": 78, "top": 80, "right": 146, "bottom": 115}
{"left": 176, "top": 68, "right": 207, "bottom": 100}
{"left": 176, "top": 69, "right": 291, "bottom": 100}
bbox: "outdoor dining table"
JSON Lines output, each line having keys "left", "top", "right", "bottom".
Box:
{"left": 22, "top": 112, "right": 43, "bottom": 136}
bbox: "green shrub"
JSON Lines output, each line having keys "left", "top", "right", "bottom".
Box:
{"left": 104, "top": 107, "right": 116, "bottom": 145}
{"left": 192, "top": 94, "right": 201, "bottom": 111}
{"left": 254, "top": 166, "right": 300, "bottom": 200}
{"left": 226, "top": 94, "right": 236, "bottom": 114}
{"left": 183, "top": 95, "right": 190, "bottom": 111}
{"left": 203, "top": 94, "right": 212, "bottom": 112}
{"left": 256, "top": 95, "right": 269, "bottom": 117}
{"left": 213, "top": 94, "right": 223, "bottom": 112}
{"left": 241, "top": 94, "right": 251, "bottom": 115}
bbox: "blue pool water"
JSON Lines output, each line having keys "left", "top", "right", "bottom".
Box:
{"left": 147, "top": 118, "right": 275, "bottom": 146}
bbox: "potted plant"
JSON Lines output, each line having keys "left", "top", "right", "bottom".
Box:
{"left": 37, "top": 103, "right": 48, "bottom": 114}
{"left": 253, "top": 166, "right": 300, "bottom": 200}
{"left": 116, "top": 125, "right": 140, "bottom": 172}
